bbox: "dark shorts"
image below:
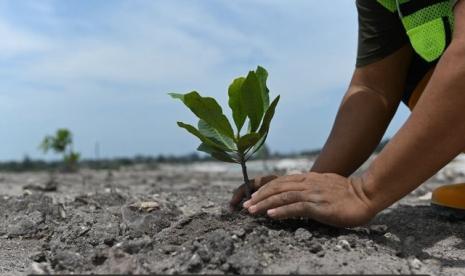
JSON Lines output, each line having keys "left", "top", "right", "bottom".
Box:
{"left": 356, "top": 0, "right": 438, "bottom": 108}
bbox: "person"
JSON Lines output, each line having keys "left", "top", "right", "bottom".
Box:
{"left": 230, "top": 0, "right": 465, "bottom": 227}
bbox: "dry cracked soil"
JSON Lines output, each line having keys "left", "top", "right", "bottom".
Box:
{"left": 0, "top": 157, "right": 464, "bottom": 275}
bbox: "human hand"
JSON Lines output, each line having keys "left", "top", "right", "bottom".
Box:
{"left": 242, "top": 172, "right": 376, "bottom": 227}
{"left": 229, "top": 175, "right": 278, "bottom": 209}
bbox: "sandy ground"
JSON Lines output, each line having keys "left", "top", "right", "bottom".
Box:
{"left": 0, "top": 156, "right": 464, "bottom": 275}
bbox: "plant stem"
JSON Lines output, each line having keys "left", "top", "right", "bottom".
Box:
{"left": 240, "top": 159, "right": 252, "bottom": 199}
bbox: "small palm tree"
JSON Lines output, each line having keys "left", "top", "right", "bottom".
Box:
{"left": 40, "top": 128, "right": 80, "bottom": 172}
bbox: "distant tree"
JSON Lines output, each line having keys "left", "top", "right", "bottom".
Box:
{"left": 40, "top": 128, "right": 80, "bottom": 172}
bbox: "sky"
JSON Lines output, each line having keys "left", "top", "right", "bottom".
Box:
{"left": 0, "top": 0, "right": 410, "bottom": 161}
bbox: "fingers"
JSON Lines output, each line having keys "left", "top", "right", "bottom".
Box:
{"left": 246, "top": 175, "right": 310, "bottom": 207}
{"left": 267, "top": 202, "right": 323, "bottom": 221}
{"left": 229, "top": 175, "right": 278, "bottom": 208}
{"left": 247, "top": 191, "right": 309, "bottom": 214}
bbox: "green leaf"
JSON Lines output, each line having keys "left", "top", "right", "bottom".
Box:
{"left": 198, "top": 120, "right": 236, "bottom": 150}
{"left": 197, "top": 143, "right": 237, "bottom": 163}
{"left": 256, "top": 66, "right": 270, "bottom": 111}
{"left": 180, "top": 91, "right": 235, "bottom": 139}
{"left": 168, "top": 93, "right": 185, "bottom": 102}
{"left": 247, "top": 132, "right": 268, "bottom": 160}
{"left": 245, "top": 95, "right": 279, "bottom": 160}
{"left": 237, "top": 132, "right": 261, "bottom": 152}
{"left": 228, "top": 77, "right": 246, "bottom": 133}
{"left": 241, "top": 72, "right": 264, "bottom": 132}
{"left": 177, "top": 122, "right": 232, "bottom": 152}
{"left": 258, "top": 95, "right": 280, "bottom": 136}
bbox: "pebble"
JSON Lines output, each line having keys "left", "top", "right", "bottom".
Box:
{"left": 202, "top": 201, "right": 215, "bottom": 208}
{"left": 196, "top": 248, "right": 211, "bottom": 262}
{"left": 337, "top": 239, "right": 351, "bottom": 251}
{"left": 294, "top": 228, "right": 313, "bottom": 241}
{"left": 369, "top": 224, "right": 388, "bottom": 234}
{"left": 409, "top": 258, "right": 422, "bottom": 270}
{"left": 29, "top": 251, "right": 46, "bottom": 262}
{"left": 29, "top": 262, "right": 53, "bottom": 274}
{"left": 384, "top": 232, "right": 401, "bottom": 242}
{"left": 232, "top": 228, "right": 246, "bottom": 238}
{"left": 220, "top": 263, "right": 230, "bottom": 272}
{"left": 187, "top": 253, "right": 202, "bottom": 272}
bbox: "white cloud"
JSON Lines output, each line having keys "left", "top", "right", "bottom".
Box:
{"left": 0, "top": 20, "right": 50, "bottom": 59}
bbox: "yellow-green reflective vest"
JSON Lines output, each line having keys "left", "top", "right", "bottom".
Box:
{"left": 377, "top": 0, "right": 455, "bottom": 62}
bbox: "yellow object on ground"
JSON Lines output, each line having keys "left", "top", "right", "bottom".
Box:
{"left": 431, "top": 183, "right": 465, "bottom": 218}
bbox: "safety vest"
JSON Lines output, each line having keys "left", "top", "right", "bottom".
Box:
{"left": 377, "top": 0, "right": 455, "bottom": 62}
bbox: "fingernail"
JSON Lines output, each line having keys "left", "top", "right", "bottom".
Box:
{"left": 267, "top": 209, "right": 276, "bottom": 216}
{"left": 251, "top": 192, "right": 257, "bottom": 197}
{"left": 248, "top": 205, "right": 257, "bottom": 213}
{"left": 243, "top": 200, "right": 251, "bottom": 208}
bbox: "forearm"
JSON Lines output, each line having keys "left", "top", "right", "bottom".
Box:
{"left": 311, "top": 85, "right": 399, "bottom": 176}
{"left": 362, "top": 43, "right": 465, "bottom": 212}
{"left": 311, "top": 46, "right": 411, "bottom": 176}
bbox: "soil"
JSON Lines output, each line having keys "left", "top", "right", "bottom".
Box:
{"left": 0, "top": 157, "right": 464, "bottom": 275}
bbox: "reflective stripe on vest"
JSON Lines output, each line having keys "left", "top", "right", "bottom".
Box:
{"left": 377, "top": 0, "right": 455, "bottom": 62}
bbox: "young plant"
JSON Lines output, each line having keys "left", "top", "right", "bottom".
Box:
{"left": 170, "top": 66, "right": 280, "bottom": 199}
{"left": 40, "top": 128, "right": 81, "bottom": 172}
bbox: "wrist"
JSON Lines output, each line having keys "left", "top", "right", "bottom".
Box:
{"left": 358, "top": 168, "right": 394, "bottom": 214}
{"left": 351, "top": 172, "right": 385, "bottom": 216}
{"left": 348, "top": 176, "right": 379, "bottom": 221}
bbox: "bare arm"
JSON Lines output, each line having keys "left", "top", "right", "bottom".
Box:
{"left": 362, "top": 2, "right": 465, "bottom": 212}
{"left": 311, "top": 46, "right": 412, "bottom": 176}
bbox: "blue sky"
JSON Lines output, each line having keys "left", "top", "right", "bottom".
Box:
{"left": 0, "top": 0, "right": 410, "bottom": 161}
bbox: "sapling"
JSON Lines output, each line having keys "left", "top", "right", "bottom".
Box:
{"left": 170, "top": 66, "right": 280, "bottom": 199}
{"left": 40, "top": 128, "right": 81, "bottom": 172}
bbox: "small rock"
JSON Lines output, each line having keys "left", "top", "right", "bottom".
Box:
{"left": 365, "top": 240, "right": 375, "bottom": 248}
{"left": 128, "top": 201, "right": 160, "bottom": 212}
{"left": 197, "top": 248, "right": 211, "bottom": 262}
{"left": 294, "top": 228, "right": 313, "bottom": 241}
{"left": 384, "top": 232, "right": 400, "bottom": 242}
{"left": 78, "top": 226, "right": 91, "bottom": 237}
{"left": 370, "top": 224, "right": 388, "bottom": 234}
{"left": 316, "top": 250, "right": 325, "bottom": 257}
{"left": 119, "top": 237, "right": 152, "bottom": 254}
{"left": 29, "top": 251, "right": 46, "bottom": 262}
{"left": 160, "top": 245, "right": 178, "bottom": 254}
{"left": 232, "top": 228, "right": 246, "bottom": 238}
{"left": 308, "top": 241, "right": 323, "bottom": 253}
{"left": 95, "top": 249, "right": 138, "bottom": 274}
{"left": 53, "top": 250, "right": 85, "bottom": 270}
{"left": 337, "top": 239, "right": 351, "bottom": 251}
{"left": 58, "top": 203, "right": 66, "bottom": 219}
{"left": 187, "top": 253, "right": 202, "bottom": 272}
{"left": 202, "top": 201, "right": 215, "bottom": 208}
{"left": 418, "top": 192, "right": 432, "bottom": 201}
{"left": 409, "top": 258, "right": 422, "bottom": 270}
{"left": 220, "top": 262, "right": 230, "bottom": 272}
{"left": 192, "top": 240, "right": 202, "bottom": 250}
{"left": 23, "top": 176, "right": 58, "bottom": 192}
{"left": 29, "top": 262, "right": 54, "bottom": 274}
{"left": 7, "top": 211, "right": 44, "bottom": 238}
